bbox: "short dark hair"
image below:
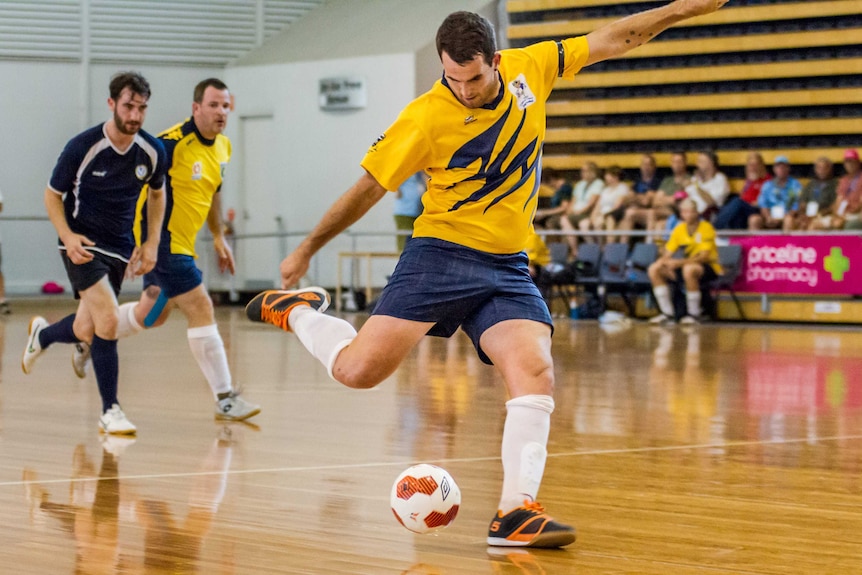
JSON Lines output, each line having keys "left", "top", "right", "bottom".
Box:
{"left": 194, "top": 78, "right": 229, "bottom": 103}
{"left": 541, "top": 167, "right": 559, "bottom": 184}
{"left": 109, "top": 72, "right": 150, "bottom": 101}
{"left": 699, "top": 150, "right": 719, "bottom": 168}
{"left": 606, "top": 165, "right": 624, "bottom": 180}
{"left": 436, "top": 11, "right": 496, "bottom": 65}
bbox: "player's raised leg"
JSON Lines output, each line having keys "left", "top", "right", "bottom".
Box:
{"left": 246, "top": 287, "right": 432, "bottom": 388}
{"left": 480, "top": 319, "right": 576, "bottom": 548}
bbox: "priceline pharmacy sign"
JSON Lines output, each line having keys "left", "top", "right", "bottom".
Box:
{"left": 731, "top": 236, "right": 860, "bottom": 295}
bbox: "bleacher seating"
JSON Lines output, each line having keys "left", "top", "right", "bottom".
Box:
{"left": 506, "top": 0, "right": 862, "bottom": 182}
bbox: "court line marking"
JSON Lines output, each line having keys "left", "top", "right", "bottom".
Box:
{"left": 5, "top": 434, "right": 861, "bottom": 488}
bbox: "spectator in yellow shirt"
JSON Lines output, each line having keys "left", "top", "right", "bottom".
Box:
{"left": 647, "top": 198, "right": 721, "bottom": 325}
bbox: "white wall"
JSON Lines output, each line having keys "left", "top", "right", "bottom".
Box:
{"left": 0, "top": 61, "right": 221, "bottom": 294}
{"left": 223, "top": 52, "right": 416, "bottom": 290}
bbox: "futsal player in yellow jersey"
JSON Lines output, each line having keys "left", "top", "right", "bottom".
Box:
{"left": 74, "top": 79, "right": 260, "bottom": 422}
{"left": 247, "top": 1, "right": 729, "bottom": 547}
{"left": 648, "top": 198, "right": 723, "bottom": 325}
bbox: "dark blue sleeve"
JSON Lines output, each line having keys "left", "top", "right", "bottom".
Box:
{"left": 48, "top": 138, "right": 84, "bottom": 194}
{"left": 148, "top": 138, "right": 168, "bottom": 190}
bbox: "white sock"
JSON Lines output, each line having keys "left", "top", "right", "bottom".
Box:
{"left": 187, "top": 324, "right": 232, "bottom": 397}
{"left": 289, "top": 306, "right": 356, "bottom": 381}
{"left": 498, "top": 394, "right": 554, "bottom": 514}
{"left": 117, "top": 302, "right": 144, "bottom": 339}
{"left": 653, "top": 285, "right": 674, "bottom": 317}
{"left": 686, "top": 290, "right": 702, "bottom": 317}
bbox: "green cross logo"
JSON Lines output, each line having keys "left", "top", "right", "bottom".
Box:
{"left": 824, "top": 247, "right": 850, "bottom": 281}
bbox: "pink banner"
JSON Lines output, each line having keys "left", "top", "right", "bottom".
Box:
{"left": 730, "top": 235, "right": 862, "bottom": 295}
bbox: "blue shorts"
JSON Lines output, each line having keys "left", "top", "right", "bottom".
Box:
{"left": 371, "top": 237, "right": 553, "bottom": 365}
{"left": 143, "top": 252, "right": 203, "bottom": 298}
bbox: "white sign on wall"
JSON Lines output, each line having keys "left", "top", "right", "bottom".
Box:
{"left": 319, "top": 76, "right": 367, "bottom": 110}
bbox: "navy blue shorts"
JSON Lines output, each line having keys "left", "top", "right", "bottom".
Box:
{"left": 61, "top": 250, "right": 125, "bottom": 299}
{"left": 143, "top": 252, "right": 203, "bottom": 299}
{"left": 371, "top": 237, "right": 553, "bottom": 365}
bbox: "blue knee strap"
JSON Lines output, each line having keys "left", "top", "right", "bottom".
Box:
{"left": 143, "top": 292, "right": 169, "bottom": 327}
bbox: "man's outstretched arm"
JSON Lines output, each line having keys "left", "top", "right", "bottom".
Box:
{"left": 585, "top": 0, "right": 729, "bottom": 66}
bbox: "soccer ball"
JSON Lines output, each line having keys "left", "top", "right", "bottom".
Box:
{"left": 390, "top": 464, "right": 461, "bottom": 534}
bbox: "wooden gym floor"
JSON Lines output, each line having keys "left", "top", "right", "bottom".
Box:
{"left": 0, "top": 299, "right": 860, "bottom": 574}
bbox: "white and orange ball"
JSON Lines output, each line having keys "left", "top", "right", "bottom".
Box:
{"left": 390, "top": 464, "right": 461, "bottom": 534}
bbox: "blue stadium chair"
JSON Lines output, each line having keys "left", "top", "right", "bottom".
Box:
{"left": 707, "top": 244, "right": 745, "bottom": 320}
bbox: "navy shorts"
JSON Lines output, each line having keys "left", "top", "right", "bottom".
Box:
{"left": 371, "top": 237, "right": 553, "bottom": 365}
{"left": 143, "top": 252, "right": 203, "bottom": 298}
{"left": 61, "top": 250, "right": 125, "bottom": 299}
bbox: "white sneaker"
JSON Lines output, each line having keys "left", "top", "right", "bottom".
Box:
{"left": 22, "top": 316, "right": 49, "bottom": 374}
{"left": 99, "top": 404, "right": 137, "bottom": 435}
{"left": 72, "top": 342, "right": 91, "bottom": 379}
{"left": 679, "top": 315, "right": 702, "bottom": 325}
{"left": 215, "top": 392, "right": 261, "bottom": 421}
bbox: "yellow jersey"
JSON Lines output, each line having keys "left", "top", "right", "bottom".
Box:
{"left": 665, "top": 220, "right": 723, "bottom": 274}
{"left": 140, "top": 118, "right": 231, "bottom": 257}
{"left": 361, "top": 37, "right": 589, "bottom": 254}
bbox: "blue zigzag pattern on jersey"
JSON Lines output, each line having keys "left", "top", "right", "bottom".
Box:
{"left": 446, "top": 100, "right": 539, "bottom": 214}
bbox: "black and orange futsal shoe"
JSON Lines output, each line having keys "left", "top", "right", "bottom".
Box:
{"left": 245, "top": 287, "right": 330, "bottom": 332}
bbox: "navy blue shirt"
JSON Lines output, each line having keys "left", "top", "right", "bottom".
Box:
{"left": 49, "top": 123, "right": 166, "bottom": 261}
{"left": 634, "top": 173, "right": 662, "bottom": 195}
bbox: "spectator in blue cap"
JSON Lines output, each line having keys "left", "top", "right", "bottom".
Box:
{"left": 749, "top": 154, "right": 802, "bottom": 232}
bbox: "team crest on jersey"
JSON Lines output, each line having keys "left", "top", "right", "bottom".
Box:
{"left": 192, "top": 161, "right": 203, "bottom": 180}
{"left": 508, "top": 74, "right": 535, "bottom": 110}
{"left": 135, "top": 164, "right": 149, "bottom": 180}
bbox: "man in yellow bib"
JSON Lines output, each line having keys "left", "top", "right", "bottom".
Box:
{"left": 248, "top": 0, "right": 729, "bottom": 547}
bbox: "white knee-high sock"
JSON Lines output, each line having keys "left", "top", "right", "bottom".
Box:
{"left": 117, "top": 302, "right": 144, "bottom": 339}
{"left": 187, "top": 324, "right": 232, "bottom": 397}
{"left": 653, "top": 285, "right": 674, "bottom": 317}
{"left": 288, "top": 306, "right": 356, "bottom": 381}
{"left": 685, "top": 290, "right": 702, "bottom": 317}
{"left": 498, "top": 394, "right": 554, "bottom": 514}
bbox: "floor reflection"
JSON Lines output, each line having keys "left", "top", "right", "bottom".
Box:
{"left": 23, "top": 426, "right": 241, "bottom": 574}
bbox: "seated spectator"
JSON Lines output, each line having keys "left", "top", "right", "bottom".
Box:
{"left": 533, "top": 168, "right": 573, "bottom": 230}
{"left": 536, "top": 178, "right": 555, "bottom": 210}
{"left": 651, "top": 151, "right": 691, "bottom": 237}
{"left": 714, "top": 152, "right": 771, "bottom": 230}
{"left": 836, "top": 148, "right": 862, "bottom": 230}
{"left": 559, "top": 161, "right": 603, "bottom": 256}
{"left": 685, "top": 151, "right": 731, "bottom": 218}
{"left": 619, "top": 153, "right": 665, "bottom": 243}
{"left": 749, "top": 155, "right": 801, "bottom": 232}
{"left": 584, "top": 165, "right": 630, "bottom": 244}
{"left": 647, "top": 198, "right": 722, "bottom": 325}
{"left": 792, "top": 156, "right": 838, "bottom": 231}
